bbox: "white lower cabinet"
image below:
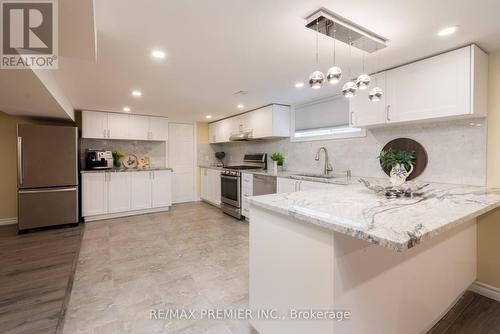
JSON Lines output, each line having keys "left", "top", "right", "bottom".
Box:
{"left": 200, "top": 168, "right": 221, "bottom": 206}
{"left": 241, "top": 173, "right": 253, "bottom": 218}
{"left": 82, "top": 173, "right": 108, "bottom": 216}
{"left": 82, "top": 170, "right": 172, "bottom": 220}
{"left": 152, "top": 170, "right": 172, "bottom": 208}
{"left": 277, "top": 177, "right": 338, "bottom": 193}
{"left": 277, "top": 178, "right": 298, "bottom": 193}
{"left": 108, "top": 172, "right": 131, "bottom": 213}
{"left": 130, "top": 171, "right": 152, "bottom": 210}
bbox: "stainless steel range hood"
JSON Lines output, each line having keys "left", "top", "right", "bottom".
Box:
{"left": 229, "top": 131, "right": 253, "bottom": 141}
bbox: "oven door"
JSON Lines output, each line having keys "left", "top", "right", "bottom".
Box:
{"left": 221, "top": 174, "right": 240, "bottom": 207}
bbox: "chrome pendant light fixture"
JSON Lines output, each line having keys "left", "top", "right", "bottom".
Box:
{"left": 342, "top": 37, "right": 357, "bottom": 98}
{"left": 309, "top": 20, "right": 325, "bottom": 89}
{"left": 369, "top": 47, "right": 383, "bottom": 102}
{"left": 356, "top": 51, "right": 371, "bottom": 90}
{"left": 326, "top": 23, "right": 342, "bottom": 84}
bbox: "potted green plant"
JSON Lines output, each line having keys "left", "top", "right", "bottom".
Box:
{"left": 214, "top": 151, "right": 225, "bottom": 167}
{"left": 112, "top": 150, "right": 124, "bottom": 168}
{"left": 378, "top": 148, "right": 416, "bottom": 186}
{"left": 270, "top": 152, "right": 285, "bottom": 173}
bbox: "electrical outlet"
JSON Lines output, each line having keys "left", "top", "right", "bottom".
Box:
{"left": 205, "top": 155, "right": 209, "bottom": 161}
{"left": 230, "top": 155, "right": 233, "bottom": 161}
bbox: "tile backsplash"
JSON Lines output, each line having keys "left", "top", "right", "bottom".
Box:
{"left": 80, "top": 139, "right": 167, "bottom": 169}
{"left": 215, "top": 118, "right": 487, "bottom": 186}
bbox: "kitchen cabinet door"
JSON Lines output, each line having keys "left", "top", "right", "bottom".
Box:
{"left": 152, "top": 170, "right": 172, "bottom": 208}
{"left": 82, "top": 111, "right": 108, "bottom": 139}
{"left": 129, "top": 115, "right": 150, "bottom": 140}
{"left": 277, "top": 177, "right": 297, "bottom": 193}
{"left": 208, "top": 169, "right": 221, "bottom": 205}
{"left": 130, "top": 171, "right": 152, "bottom": 210}
{"left": 149, "top": 117, "right": 169, "bottom": 141}
{"left": 108, "top": 172, "right": 131, "bottom": 213}
{"left": 201, "top": 168, "right": 209, "bottom": 200}
{"left": 107, "top": 113, "right": 130, "bottom": 139}
{"left": 82, "top": 173, "right": 108, "bottom": 216}
{"left": 386, "top": 46, "right": 471, "bottom": 123}
{"left": 248, "top": 106, "right": 273, "bottom": 138}
{"left": 350, "top": 72, "right": 388, "bottom": 127}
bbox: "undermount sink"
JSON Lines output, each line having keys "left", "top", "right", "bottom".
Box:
{"left": 290, "top": 172, "right": 337, "bottom": 179}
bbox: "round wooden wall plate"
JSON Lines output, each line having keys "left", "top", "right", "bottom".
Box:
{"left": 380, "top": 138, "right": 428, "bottom": 181}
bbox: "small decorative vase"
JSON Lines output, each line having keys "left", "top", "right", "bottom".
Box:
{"left": 272, "top": 161, "right": 278, "bottom": 174}
{"left": 389, "top": 163, "right": 414, "bottom": 187}
{"left": 277, "top": 164, "right": 284, "bottom": 172}
{"left": 114, "top": 159, "right": 122, "bottom": 168}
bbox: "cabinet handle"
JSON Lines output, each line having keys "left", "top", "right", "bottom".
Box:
{"left": 386, "top": 105, "right": 391, "bottom": 122}
{"left": 107, "top": 129, "right": 111, "bottom": 138}
{"left": 103, "top": 129, "right": 106, "bottom": 138}
{"left": 350, "top": 111, "right": 355, "bottom": 126}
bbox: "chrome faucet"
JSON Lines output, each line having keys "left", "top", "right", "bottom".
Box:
{"left": 315, "top": 147, "right": 333, "bottom": 175}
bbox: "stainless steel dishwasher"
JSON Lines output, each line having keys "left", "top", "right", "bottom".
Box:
{"left": 253, "top": 174, "right": 277, "bottom": 196}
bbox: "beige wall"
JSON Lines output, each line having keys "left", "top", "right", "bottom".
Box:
{"left": 0, "top": 111, "right": 71, "bottom": 220}
{"left": 477, "top": 49, "right": 500, "bottom": 288}
{"left": 196, "top": 122, "right": 210, "bottom": 197}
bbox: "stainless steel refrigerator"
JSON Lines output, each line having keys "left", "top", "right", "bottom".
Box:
{"left": 17, "top": 124, "right": 79, "bottom": 231}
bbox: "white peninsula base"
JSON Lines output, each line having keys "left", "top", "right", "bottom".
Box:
{"left": 249, "top": 206, "right": 477, "bottom": 334}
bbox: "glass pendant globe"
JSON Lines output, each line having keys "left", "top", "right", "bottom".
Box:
{"left": 342, "top": 81, "right": 358, "bottom": 98}
{"left": 326, "top": 66, "right": 342, "bottom": 84}
{"left": 309, "top": 71, "right": 325, "bottom": 89}
{"left": 369, "top": 87, "right": 383, "bottom": 102}
{"left": 356, "top": 74, "right": 371, "bottom": 90}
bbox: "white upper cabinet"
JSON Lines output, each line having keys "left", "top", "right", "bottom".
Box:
{"left": 82, "top": 111, "right": 108, "bottom": 139}
{"left": 149, "top": 117, "right": 169, "bottom": 141}
{"left": 82, "top": 111, "right": 169, "bottom": 141}
{"left": 208, "top": 104, "right": 290, "bottom": 143}
{"left": 107, "top": 113, "right": 129, "bottom": 140}
{"left": 128, "top": 115, "right": 150, "bottom": 140}
{"left": 350, "top": 72, "right": 387, "bottom": 127}
{"left": 350, "top": 45, "right": 488, "bottom": 128}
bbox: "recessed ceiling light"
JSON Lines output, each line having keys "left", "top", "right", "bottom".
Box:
{"left": 132, "top": 90, "right": 142, "bottom": 97}
{"left": 151, "top": 49, "right": 166, "bottom": 59}
{"left": 295, "top": 82, "right": 305, "bottom": 88}
{"left": 205, "top": 115, "right": 212, "bottom": 119}
{"left": 123, "top": 107, "right": 131, "bottom": 112}
{"left": 438, "top": 26, "right": 458, "bottom": 37}
{"left": 237, "top": 104, "right": 244, "bottom": 109}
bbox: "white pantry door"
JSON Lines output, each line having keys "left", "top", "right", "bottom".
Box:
{"left": 168, "top": 123, "right": 195, "bottom": 203}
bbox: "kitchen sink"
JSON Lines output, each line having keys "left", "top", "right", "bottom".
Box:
{"left": 290, "top": 172, "right": 338, "bottom": 179}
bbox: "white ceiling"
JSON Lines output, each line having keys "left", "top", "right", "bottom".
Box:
{"left": 52, "top": 0, "right": 500, "bottom": 122}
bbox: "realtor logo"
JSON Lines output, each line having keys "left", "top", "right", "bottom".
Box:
{"left": 1, "top": 0, "right": 58, "bottom": 69}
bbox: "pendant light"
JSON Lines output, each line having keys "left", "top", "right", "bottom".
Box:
{"left": 356, "top": 51, "right": 371, "bottom": 90}
{"left": 342, "top": 37, "right": 357, "bottom": 98}
{"left": 326, "top": 23, "right": 342, "bottom": 84}
{"left": 309, "top": 19, "right": 325, "bottom": 89}
{"left": 369, "top": 47, "right": 383, "bottom": 102}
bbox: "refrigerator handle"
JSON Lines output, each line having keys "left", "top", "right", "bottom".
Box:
{"left": 17, "top": 137, "right": 23, "bottom": 185}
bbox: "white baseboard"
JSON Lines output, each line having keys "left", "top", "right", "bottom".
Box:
{"left": 469, "top": 281, "right": 500, "bottom": 302}
{"left": 84, "top": 207, "right": 170, "bottom": 222}
{"left": 0, "top": 217, "right": 17, "bottom": 226}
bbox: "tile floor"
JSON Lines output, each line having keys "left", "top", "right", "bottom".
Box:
{"left": 63, "top": 202, "right": 256, "bottom": 334}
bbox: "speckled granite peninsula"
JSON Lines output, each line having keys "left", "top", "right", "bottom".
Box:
{"left": 249, "top": 180, "right": 500, "bottom": 251}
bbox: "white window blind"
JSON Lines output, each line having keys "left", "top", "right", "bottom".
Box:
{"left": 294, "top": 95, "right": 349, "bottom": 131}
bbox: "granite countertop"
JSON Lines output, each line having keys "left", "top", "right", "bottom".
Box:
{"left": 198, "top": 165, "right": 351, "bottom": 185}
{"left": 81, "top": 167, "right": 173, "bottom": 173}
{"left": 249, "top": 180, "right": 500, "bottom": 252}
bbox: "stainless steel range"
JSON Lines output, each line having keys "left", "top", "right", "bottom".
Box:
{"left": 221, "top": 154, "right": 267, "bottom": 219}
